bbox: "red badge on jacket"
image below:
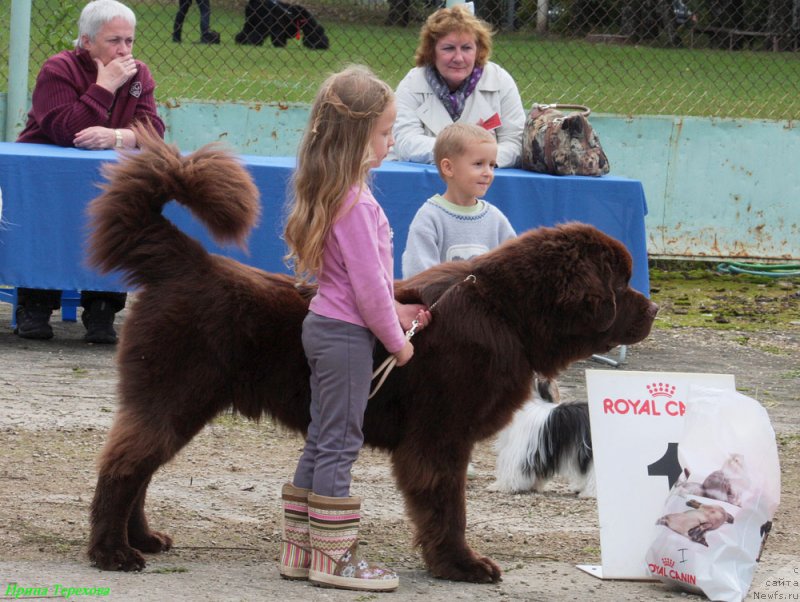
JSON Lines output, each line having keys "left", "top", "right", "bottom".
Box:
{"left": 478, "top": 113, "right": 502, "bottom": 131}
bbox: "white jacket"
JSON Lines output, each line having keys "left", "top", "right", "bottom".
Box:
{"left": 392, "top": 62, "right": 526, "bottom": 168}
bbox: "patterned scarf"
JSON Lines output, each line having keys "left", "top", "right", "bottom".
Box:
{"left": 425, "top": 65, "right": 484, "bottom": 121}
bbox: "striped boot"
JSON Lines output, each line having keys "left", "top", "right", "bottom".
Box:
{"left": 279, "top": 483, "right": 311, "bottom": 579}
{"left": 307, "top": 493, "right": 399, "bottom": 592}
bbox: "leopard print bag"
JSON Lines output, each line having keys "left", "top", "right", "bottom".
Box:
{"left": 521, "top": 104, "right": 610, "bottom": 176}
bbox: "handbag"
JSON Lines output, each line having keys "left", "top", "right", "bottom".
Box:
{"left": 521, "top": 104, "right": 610, "bottom": 176}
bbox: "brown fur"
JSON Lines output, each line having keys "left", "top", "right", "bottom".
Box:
{"left": 86, "top": 127, "right": 658, "bottom": 583}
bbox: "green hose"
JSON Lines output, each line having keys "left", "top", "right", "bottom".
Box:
{"left": 716, "top": 261, "right": 800, "bottom": 277}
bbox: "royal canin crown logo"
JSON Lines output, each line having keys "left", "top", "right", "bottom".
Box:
{"left": 662, "top": 557, "right": 675, "bottom": 567}
{"left": 646, "top": 382, "right": 676, "bottom": 398}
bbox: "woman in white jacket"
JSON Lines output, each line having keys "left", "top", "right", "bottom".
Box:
{"left": 393, "top": 5, "right": 525, "bottom": 168}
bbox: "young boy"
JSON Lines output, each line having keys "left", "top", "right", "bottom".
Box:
{"left": 402, "top": 122, "right": 516, "bottom": 279}
{"left": 401, "top": 122, "right": 517, "bottom": 479}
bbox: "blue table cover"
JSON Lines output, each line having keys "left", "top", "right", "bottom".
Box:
{"left": 0, "top": 142, "right": 649, "bottom": 296}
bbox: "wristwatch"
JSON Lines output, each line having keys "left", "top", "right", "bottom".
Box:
{"left": 114, "top": 129, "right": 123, "bottom": 149}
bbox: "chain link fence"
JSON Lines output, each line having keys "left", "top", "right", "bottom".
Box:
{"left": 4, "top": 0, "right": 800, "bottom": 119}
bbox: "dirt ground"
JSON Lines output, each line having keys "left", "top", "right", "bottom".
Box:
{"left": 1, "top": 298, "right": 798, "bottom": 602}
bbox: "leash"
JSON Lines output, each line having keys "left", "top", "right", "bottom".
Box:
{"left": 368, "top": 274, "right": 476, "bottom": 399}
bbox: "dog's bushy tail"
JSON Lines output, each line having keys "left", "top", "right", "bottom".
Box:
{"left": 87, "top": 125, "right": 260, "bottom": 288}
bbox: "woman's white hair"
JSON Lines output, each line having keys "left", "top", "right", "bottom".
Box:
{"left": 74, "top": 0, "right": 136, "bottom": 48}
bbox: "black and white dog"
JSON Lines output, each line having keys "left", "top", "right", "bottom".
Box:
{"left": 488, "top": 378, "right": 596, "bottom": 497}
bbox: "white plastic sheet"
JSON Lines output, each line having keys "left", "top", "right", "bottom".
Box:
{"left": 646, "top": 386, "right": 781, "bottom": 601}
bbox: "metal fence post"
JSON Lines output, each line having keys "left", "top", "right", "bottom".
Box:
{"left": 505, "top": 0, "right": 516, "bottom": 31}
{"left": 6, "top": 0, "right": 32, "bottom": 142}
{"left": 537, "top": 0, "right": 549, "bottom": 33}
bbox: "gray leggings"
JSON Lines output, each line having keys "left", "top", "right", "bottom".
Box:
{"left": 293, "top": 312, "right": 375, "bottom": 497}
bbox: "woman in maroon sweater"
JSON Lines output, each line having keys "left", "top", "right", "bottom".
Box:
{"left": 15, "top": 0, "right": 165, "bottom": 344}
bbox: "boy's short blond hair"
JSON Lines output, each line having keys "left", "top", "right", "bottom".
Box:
{"left": 434, "top": 123, "right": 497, "bottom": 177}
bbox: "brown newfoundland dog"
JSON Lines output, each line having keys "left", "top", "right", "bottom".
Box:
{"left": 86, "top": 130, "right": 657, "bottom": 583}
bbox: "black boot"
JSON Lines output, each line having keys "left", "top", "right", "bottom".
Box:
{"left": 200, "top": 30, "right": 221, "bottom": 44}
{"left": 14, "top": 303, "right": 54, "bottom": 340}
{"left": 82, "top": 300, "right": 118, "bottom": 344}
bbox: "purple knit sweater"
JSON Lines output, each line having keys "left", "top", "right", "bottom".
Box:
{"left": 17, "top": 48, "right": 164, "bottom": 146}
{"left": 309, "top": 185, "right": 406, "bottom": 354}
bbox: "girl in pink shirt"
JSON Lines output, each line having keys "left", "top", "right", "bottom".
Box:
{"left": 281, "top": 66, "right": 430, "bottom": 592}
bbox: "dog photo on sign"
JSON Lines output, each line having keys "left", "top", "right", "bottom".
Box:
{"left": 676, "top": 453, "right": 749, "bottom": 506}
{"left": 656, "top": 499, "right": 735, "bottom": 547}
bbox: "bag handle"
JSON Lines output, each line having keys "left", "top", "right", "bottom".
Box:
{"left": 532, "top": 103, "right": 591, "bottom": 117}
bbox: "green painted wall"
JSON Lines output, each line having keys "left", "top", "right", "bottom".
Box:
{"left": 593, "top": 114, "right": 799, "bottom": 260}
{"left": 3, "top": 94, "right": 798, "bottom": 260}
{"left": 161, "top": 99, "right": 308, "bottom": 156}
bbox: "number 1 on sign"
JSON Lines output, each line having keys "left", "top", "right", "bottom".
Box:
{"left": 648, "top": 442, "right": 682, "bottom": 489}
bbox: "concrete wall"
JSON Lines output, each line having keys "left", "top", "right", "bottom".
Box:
{"left": 594, "top": 114, "right": 799, "bottom": 261}
{"left": 4, "top": 94, "right": 798, "bottom": 260}
{"left": 161, "top": 99, "right": 308, "bottom": 157}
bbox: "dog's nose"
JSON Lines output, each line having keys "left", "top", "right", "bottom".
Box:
{"left": 647, "top": 301, "right": 659, "bottom": 319}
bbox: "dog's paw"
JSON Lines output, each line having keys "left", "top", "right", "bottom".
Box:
{"left": 433, "top": 553, "right": 503, "bottom": 583}
{"left": 128, "top": 529, "right": 173, "bottom": 554}
{"left": 486, "top": 480, "right": 529, "bottom": 494}
{"left": 88, "top": 544, "right": 147, "bottom": 572}
{"left": 469, "top": 555, "right": 503, "bottom": 583}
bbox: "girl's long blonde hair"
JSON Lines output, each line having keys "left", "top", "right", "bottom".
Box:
{"left": 284, "top": 65, "right": 394, "bottom": 282}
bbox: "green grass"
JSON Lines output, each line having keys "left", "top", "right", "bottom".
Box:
{"left": 649, "top": 262, "right": 800, "bottom": 332}
{"left": 2, "top": 0, "right": 799, "bottom": 118}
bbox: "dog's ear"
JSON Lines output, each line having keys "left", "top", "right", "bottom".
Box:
{"left": 556, "top": 265, "right": 617, "bottom": 333}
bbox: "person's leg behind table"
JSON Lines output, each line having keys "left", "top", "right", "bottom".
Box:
{"left": 198, "top": 0, "right": 221, "bottom": 44}
{"left": 15, "top": 288, "right": 61, "bottom": 340}
{"left": 80, "top": 291, "right": 127, "bottom": 344}
{"left": 292, "top": 313, "right": 399, "bottom": 592}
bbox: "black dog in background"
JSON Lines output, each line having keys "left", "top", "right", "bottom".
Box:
{"left": 235, "top": 0, "right": 329, "bottom": 49}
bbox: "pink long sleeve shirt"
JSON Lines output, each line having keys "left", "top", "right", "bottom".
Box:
{"left": 308, "top": 185, "right": 406, "bottom": 354}
{"left": 17, "top": 48, "right": 165, "bottom": 146}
